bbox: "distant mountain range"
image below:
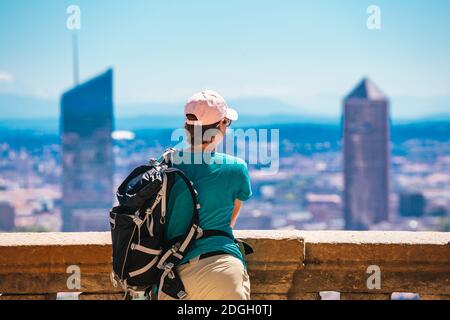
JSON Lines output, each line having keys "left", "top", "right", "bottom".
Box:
{"left": 0, "top": 93, "right": 325, "bottom": 118}
{"left": 0, "top": 94, "right": 336, "bottom": 132}
{"left": 0, "top": 93, "right": 449, "bottom": 132}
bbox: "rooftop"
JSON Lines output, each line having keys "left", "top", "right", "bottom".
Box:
{"left": 345, "top": 77, "right": 387, "bottom": 101}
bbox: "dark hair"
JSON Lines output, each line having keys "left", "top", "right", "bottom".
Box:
{"left": 184, "top": 114, "right": 221, "bottom": 145}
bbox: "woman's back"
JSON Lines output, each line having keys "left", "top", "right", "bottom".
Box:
{"left": 165, "top": 150, "right": 252, "bottom": 265}
{"left": 159, "top": 90, "right": 252, "bottom": 300}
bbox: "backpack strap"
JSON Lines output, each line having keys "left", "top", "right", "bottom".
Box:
{"left": 201, "top": 229, "right": 234, "bottom": 239}
{"left": 165, "top": 229, "right": 232, "bottom": 249}
{"left": 161, "top": 147, "right": 176, "bottom": 166}
{"left": 154, "top": 167, "right": 202, "bottom": 300}
{"left": 202, "top": 230, "right": 254, "bottom": 255}
{"left": 166, "top": 229, "right": 254, "bottom": 256}
{"left": 163, "top": 167, "right": 201, "bottom": 250}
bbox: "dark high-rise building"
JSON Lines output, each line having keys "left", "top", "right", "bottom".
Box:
{"left": 343, "top": 78, "right": 390, "bottom": 230}
{"left": 61, "top": 69, "right": 114, "bottom": 231}
{"left": 0, "top": 202, "right": 15, "bottom": 231}
{"left": 399, "top": 193, "right": 426, "bottom": 217}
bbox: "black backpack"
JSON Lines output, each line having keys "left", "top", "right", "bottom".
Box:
{"left": 109, "top": 149, "right": 252, "bottom": 300}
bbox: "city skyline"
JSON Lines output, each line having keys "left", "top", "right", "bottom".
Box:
{"left": 0, "top": 1, "right": 448, "bottom": 235}
{"left": 1, "top": 0, "right": 450, "bottom": 119}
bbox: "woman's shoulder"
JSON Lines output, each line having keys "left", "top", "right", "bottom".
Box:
{"left": 214, "top": 153, "right": 248, "bottom": 168}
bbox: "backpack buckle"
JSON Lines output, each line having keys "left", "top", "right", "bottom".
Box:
{"left": 177, "top": 290, "right": 188, "bottom": 299}
{"left": 132, "top": 216, "right": 143, "bottom": 227}
{"left": 196, "top": 226, "right": 203, "bottom": 239}
{"left": 165, "top": 262, "right": 174, "bottom": 271}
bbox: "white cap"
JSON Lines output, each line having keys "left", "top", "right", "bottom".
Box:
{"left": 184, "top": 90, "right": 238, "bottom": 125}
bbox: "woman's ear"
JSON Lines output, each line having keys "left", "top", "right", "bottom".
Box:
{"left": 218, "top": 121, "right": 227, "bottom": 134}
{"left": 220, "top": 119, "right": 228, "bottom": 129}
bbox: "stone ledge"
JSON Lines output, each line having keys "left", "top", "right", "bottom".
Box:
{"left": 0, "top": 231, "right": 449, "bottom": 299}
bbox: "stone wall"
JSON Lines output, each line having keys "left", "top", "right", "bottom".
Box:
{"left": 0, "top": 231, "right": 449, "bottom": 300}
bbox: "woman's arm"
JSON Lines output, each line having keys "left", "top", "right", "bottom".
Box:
{"left": 230, "top": 199, "right": 243, "bottom": 228}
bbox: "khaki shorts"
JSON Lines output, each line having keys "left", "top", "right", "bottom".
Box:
{"left": 159, "top": 254, "right": 251, "bottom": 300}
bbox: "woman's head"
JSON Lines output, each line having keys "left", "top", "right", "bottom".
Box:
{"left": 184, "top": 90, "right": 238, "bottom": 148}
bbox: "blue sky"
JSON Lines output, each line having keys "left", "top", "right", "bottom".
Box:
{"left": 0, "top": 0, "right": 450, "bottom": 119}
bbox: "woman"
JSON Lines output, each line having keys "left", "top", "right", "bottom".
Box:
{"left": 159, "top": 90, "right": 252, "bottom": 300}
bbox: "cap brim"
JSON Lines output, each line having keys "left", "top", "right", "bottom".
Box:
{"left": 225, "top": 107, "right": 238, "bottom": 121}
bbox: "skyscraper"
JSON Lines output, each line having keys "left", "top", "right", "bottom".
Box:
{"left": 0, "top": 202, "right": 15, "bottom": 231}
{"left": 343, "top": 78, "right": 390, "bottom": 230}
{"left": 61, "top": 69, "right": 114, "bottom": 231}
{"left": 399, "top": 193, "right": 426, "bottom": 217}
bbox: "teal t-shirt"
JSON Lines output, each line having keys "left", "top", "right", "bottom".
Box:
{"left": 164, "top": 150, "right": 252, "bottom": 266}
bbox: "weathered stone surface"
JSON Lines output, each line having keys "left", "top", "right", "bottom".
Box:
{"left": 288, "top": 292, "right": 321, "bottom": 300}
{"left": 297, "top": 230, "right": 450, "bottom": 245}
{"left": 0, "top": 232, "right": 112, "bottom": 274}
{"left": 420, "top": 294, "right": 450, "bottom": 300}
{"left": 0, "top": 273, "right": 120, "bottom": 294}
{"left": 250, "top": 293, "right": 287, "bottom": 300}
{"left": 290, "top": 231, "right": 450, "bottom": 295}
{"left": 294, "top": 269, "right": 449, "bottom": 294}
{"left": 78, "top": 292, "right": 124, "bottom": 300}
{"left": 0, "top": 293, "right": 57, "bottom": 300}
{"left": 234, "top": 231, "right": 304, "bottom": 297}
{"left": 0, "top": 231, "right": 449, "bottom": 300}
{"left": 341, "top": 293, "right": 391, "bottom": 300}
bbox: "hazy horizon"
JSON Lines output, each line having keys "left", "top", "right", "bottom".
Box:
{"left": 1, "top": 0, "right": 450, "bottom": 120}
{"left": 1, "top": 89, "right": 449, "bottom": 123}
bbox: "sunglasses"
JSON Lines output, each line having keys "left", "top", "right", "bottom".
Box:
{"left": 223, "top": 118, "right": 232, "bottom": 127}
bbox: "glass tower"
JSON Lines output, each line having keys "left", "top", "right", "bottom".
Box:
{"left": 60, "top": 69, "right": 114, "bottom": 231}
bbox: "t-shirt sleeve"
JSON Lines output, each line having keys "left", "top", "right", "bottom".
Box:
{"left": 235, "top": 162, "right": 252, "bottom": 201}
